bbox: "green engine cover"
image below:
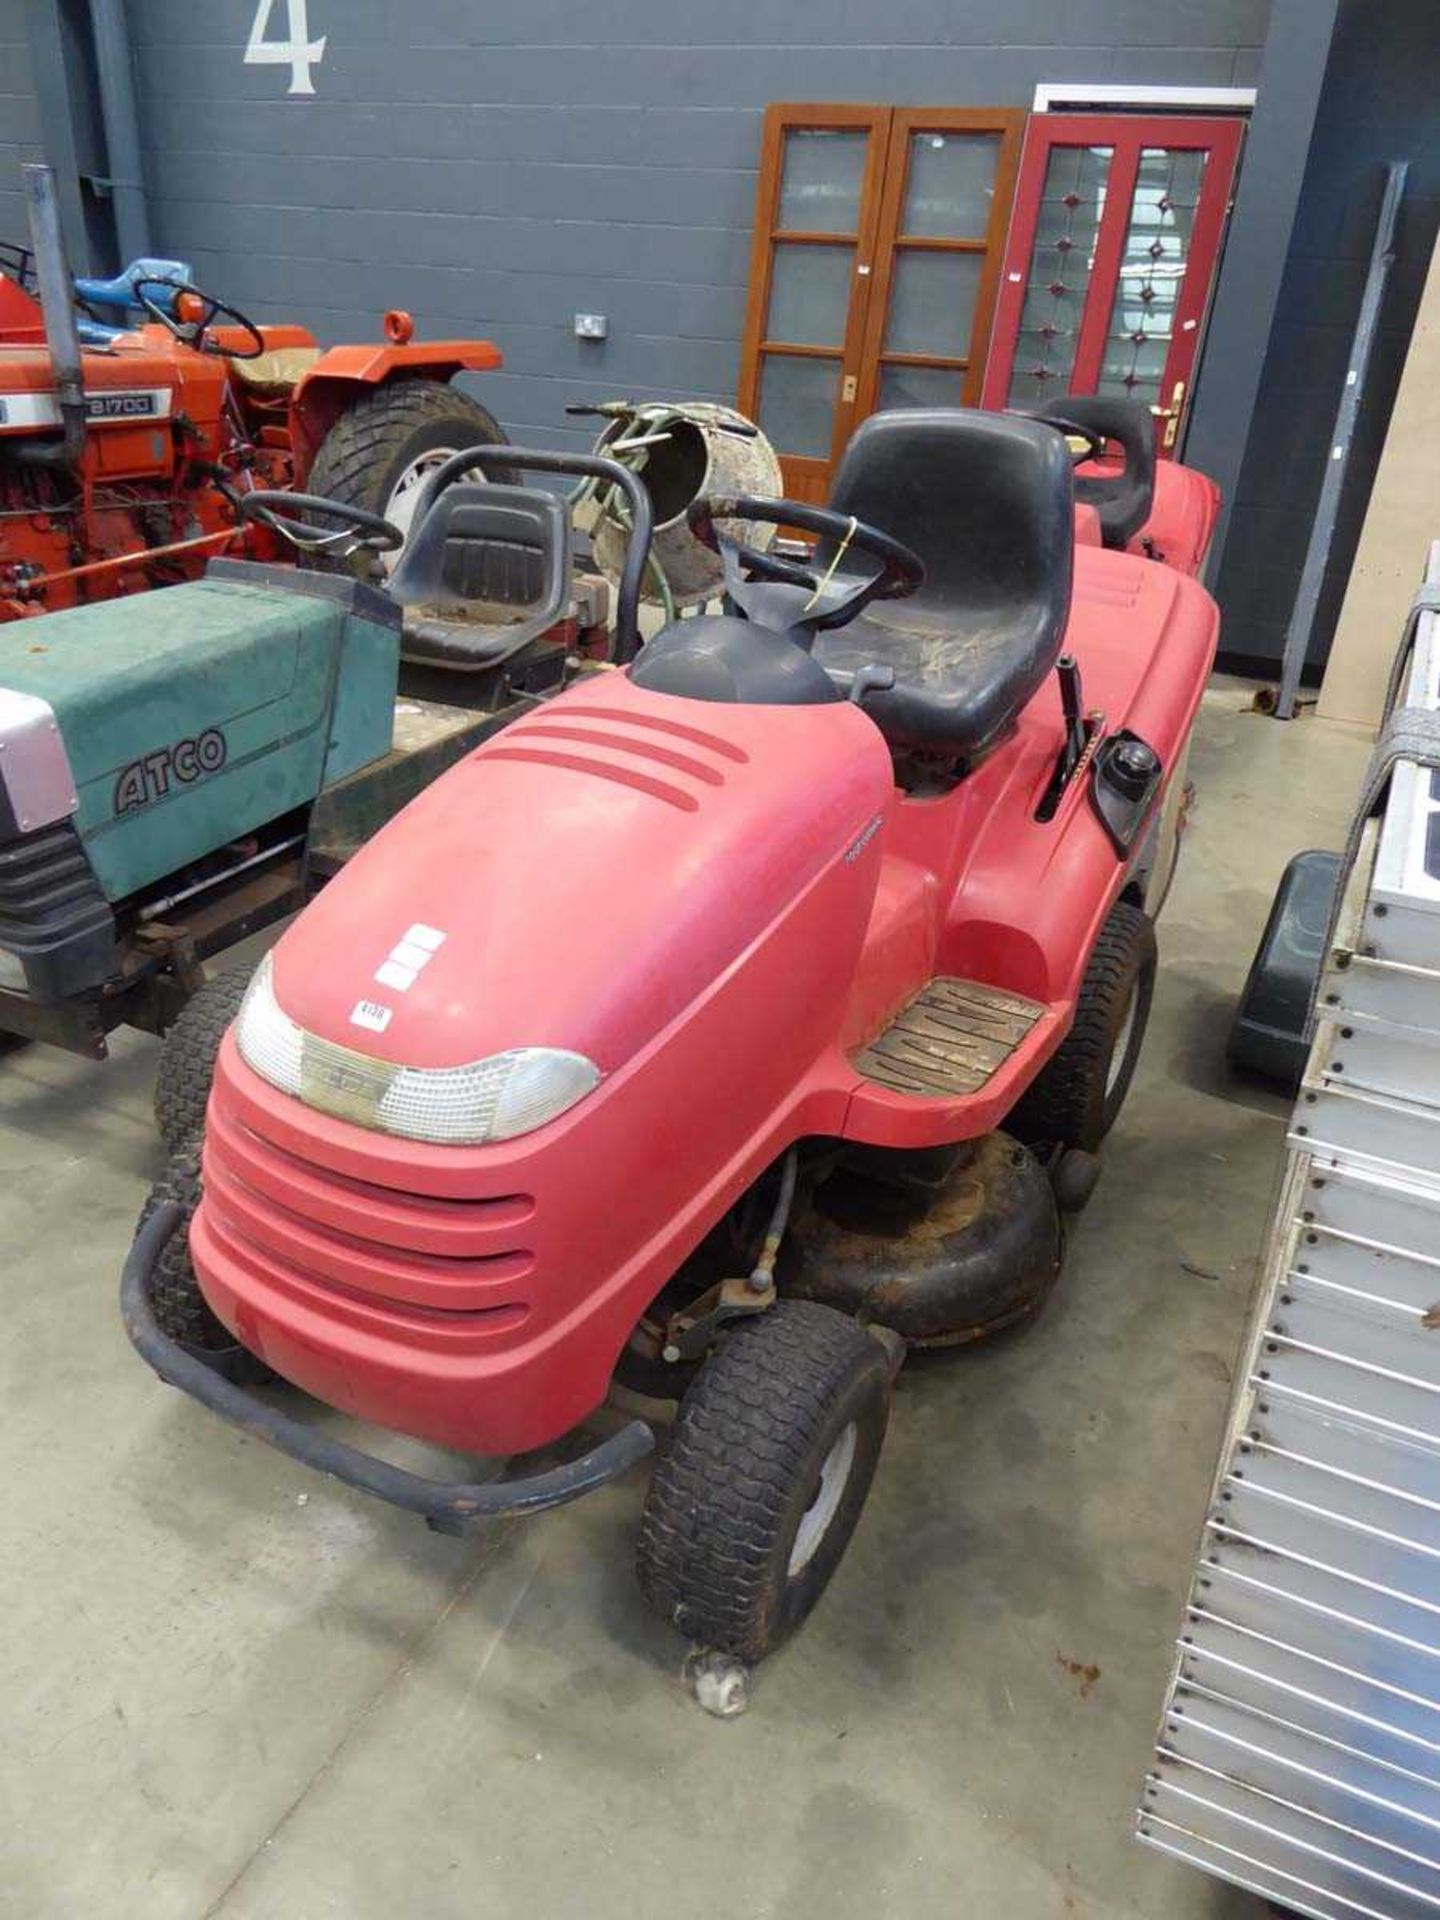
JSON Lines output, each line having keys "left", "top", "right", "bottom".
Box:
{"left": 0, "top": 569, "right": 399, "bottom": 902}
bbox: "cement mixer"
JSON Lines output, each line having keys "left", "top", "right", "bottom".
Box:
{"left": 573, "top": 400, "right": 783, "bottom": 612}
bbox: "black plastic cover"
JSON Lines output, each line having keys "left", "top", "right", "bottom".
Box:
{"left": 630, "top": 614, "right": 842, "bottom": 707}
{"left": 1228, "top": 850, "right": 1343, "bottom": 1090}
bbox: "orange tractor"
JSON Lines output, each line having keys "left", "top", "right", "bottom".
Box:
{"left": 0, "top": 165, "right": 508, "bottom": 617}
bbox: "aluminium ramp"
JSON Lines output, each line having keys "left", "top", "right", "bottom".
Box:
{"left": 1138, "top": 545, "right": 1440, "bottom": 1919}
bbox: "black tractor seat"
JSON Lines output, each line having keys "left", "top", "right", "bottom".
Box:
{"left": 745, "top": 409, "right": 1075, "bottom": 766}
{"left": 387, "top": 480, "right": 570, "bottom": 671}
{"left": 1036, "top": 394, "right": 1156, "bottom": 551}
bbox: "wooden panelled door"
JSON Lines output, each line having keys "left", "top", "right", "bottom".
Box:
{"left": 980, "top": 114, "right": 1244, "bottom": 455}
{"left": 738, "top": 104, "right": 1024, "bottom": 500}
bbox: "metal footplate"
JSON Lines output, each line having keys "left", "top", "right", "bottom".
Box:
{"left": 1138, "top": 545, "right": 1440, "bottom": 1917}
{"left": 853, "top": 976, "right": 1045, "bottom": 1098}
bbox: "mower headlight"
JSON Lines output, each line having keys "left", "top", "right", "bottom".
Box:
{"left": 234, "top": 953, "right": 305, "bottom": 1093}
{"left": 234, "top": 954, "right": 600, "bottom": 1145}
{"left": 374, "top": 1049, "right": 601, "bottom": 1145}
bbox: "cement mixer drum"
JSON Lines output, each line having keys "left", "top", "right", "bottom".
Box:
{"left": 589, "top": 402, "right": 783, "bottom": 609}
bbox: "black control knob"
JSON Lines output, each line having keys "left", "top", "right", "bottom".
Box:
{"left": 1108, "top": 736, "right": 1160, "bottom": 798}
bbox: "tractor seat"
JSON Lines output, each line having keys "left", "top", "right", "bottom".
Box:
{"left": 747, "top": 409, "right": 1074, "bottom": 765}
{"left": 1046, "top": 394, "right": 1156, "bottom": 550}
{"left": 227, "top": 345, "right": 321, "bottom": 389}
{"left": 387, "top": 480, "right": 569, "bottom": 671}
{"left": 73, "top": 258, "right": 194, "bottom": 321}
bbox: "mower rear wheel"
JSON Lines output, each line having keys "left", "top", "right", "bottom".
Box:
{"left": 636, "top": 1301, "right": 891, "bottom": 1662}
{"left": 154, "top": 960, "right": 256, "bottom": 1152}
{"left": 1009, "top": 899, "right": 1157, "bottom": 1153}
{"left": 136, "top": 1149, "right": 273, "bottom": 1384}
{"left": 304, "top": 379, "right": 510, "bottom": 576}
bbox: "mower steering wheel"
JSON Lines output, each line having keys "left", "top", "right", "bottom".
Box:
{"left": 239, "top": 490, "right": 404, "bottom": 557}
{"left": 1024, "top": 410, "right": 1109, "bottom": 467}
{"left": 132, "top": 277, "right": 267, "bottom": 359}
{"left": 687, "top": 493, "right": 924, "bottom": 642}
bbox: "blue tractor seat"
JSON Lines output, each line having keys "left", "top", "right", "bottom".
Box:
{"left": 73, "top": 257, "right": 194, "bottom": 325}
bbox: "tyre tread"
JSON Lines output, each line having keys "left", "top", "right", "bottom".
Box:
{"left": 637, "top": 1301, "right": 888, "bottom": 1660}
{"left": 153, "top": 962, "right": 254, "bottom": 1152}
{"left": 304, "top": 382, "right": 507, "bottom": 531}
{"left": 135, "top": 1150, "right": 272, "bottom": 1380}
{"left": 1009, "top": 899, "right": 1156, "bottom": 1150}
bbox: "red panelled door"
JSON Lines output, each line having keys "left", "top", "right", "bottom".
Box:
{"left": 980, "top": 114, "right": 1244, "bottom": 455}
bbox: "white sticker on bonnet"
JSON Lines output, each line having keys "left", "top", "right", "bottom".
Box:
{"left": 372, "top": 923, "right": 448, "bottom": 995}
{"left": 350, "top": 999, "right": 393, "bottom": 1034}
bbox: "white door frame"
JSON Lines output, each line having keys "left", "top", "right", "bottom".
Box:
{"left": 1032, "top": 84, "right": 1256, "bottom": 113}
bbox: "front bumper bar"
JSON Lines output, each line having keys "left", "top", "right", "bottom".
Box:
{"left": 122, "top": 1202, "right": 655, "bottom": 1533}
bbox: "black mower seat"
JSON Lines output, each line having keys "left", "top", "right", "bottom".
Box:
{"left": 387, "top": 480, "right": 570, "bottom": 671}
{"left": 1043, "top": 394, "right": 1156, "bottom": 550}
{"left": 749, "top": 409, "right": 1074, "bottom": 764}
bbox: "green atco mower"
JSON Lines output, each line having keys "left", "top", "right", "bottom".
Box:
{"left": 0, "top": 452, "right": 641, "bottom": 1128}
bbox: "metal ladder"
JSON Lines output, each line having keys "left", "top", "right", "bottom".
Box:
{"left": 1138, "top": 545, "right": 1440, "bottom": 1919}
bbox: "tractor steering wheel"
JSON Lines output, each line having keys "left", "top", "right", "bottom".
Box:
{"left": 132, "top": 276, "right": 267, "bottom": 359}
{"left": 239, "top": 490, "right": 405, "bottom": 557}
{"left": 686, "top": 493, "right": 923, "bottom": 644}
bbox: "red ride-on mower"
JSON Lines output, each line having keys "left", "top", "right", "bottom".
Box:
{"left": 124, "top": 408, "right": 1218, "bottom": 1666}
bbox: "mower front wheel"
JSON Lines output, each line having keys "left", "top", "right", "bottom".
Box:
{"left": 136, "top": 1150, "right": 273, "bottom": 1385}
{"left": 636, "top": 1300, "right": 891, "bottom": 1663}
{"left": 154, "top": 960, "right": 256, "bottom": 1152}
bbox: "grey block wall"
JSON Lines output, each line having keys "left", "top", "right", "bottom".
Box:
{"left": 0, "top": 0, "right": 44, "bottom": 248}
{"left": 89, "top": 0, "right": 1272, "bottom": 451}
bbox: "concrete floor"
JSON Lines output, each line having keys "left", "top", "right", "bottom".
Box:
{"left": 0, "top": 684, "right": 1373, "bottom": 1920}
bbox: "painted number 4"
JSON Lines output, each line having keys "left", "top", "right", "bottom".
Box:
{"left": 244, "top": 0, "right": 326, "bottom": 96}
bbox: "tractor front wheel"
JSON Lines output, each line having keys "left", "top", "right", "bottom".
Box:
{"left": 304, "top": 379, "right": 510, "bottom": 575}
{"left": 636, "top": 1301, "right": 891, "bottom": 1662}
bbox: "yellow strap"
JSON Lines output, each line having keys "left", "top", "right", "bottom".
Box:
{"left": 803, "top": 514, "right": 858, "bottom": 613}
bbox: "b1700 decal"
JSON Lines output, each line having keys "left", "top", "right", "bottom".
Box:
{"left": 114, "top": 729, "right": 227, "bottom": 814}
{"left": 86, "top": 390, "right": 166, "bottom": 420}
{"left": 0, "top": 388, "right": 172, "bottom": 430}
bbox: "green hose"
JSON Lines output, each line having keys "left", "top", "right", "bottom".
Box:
{"left": 571, "top": 402, "right": 691, "bottom": 626}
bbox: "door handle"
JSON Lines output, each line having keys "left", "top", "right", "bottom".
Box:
{"left": 841, "top": 374, "right": 858, "bottom": 403}
{"left": 1150, "top": 378, "right": 1187, "bottom": 450}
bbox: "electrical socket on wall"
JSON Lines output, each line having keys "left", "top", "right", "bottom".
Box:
{"left": 573, "top": 313, "right": 608, "bottom": 340}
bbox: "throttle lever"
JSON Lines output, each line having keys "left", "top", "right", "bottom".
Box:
{"left": 849, "top": 663, "right": 896, "bottom": 706}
